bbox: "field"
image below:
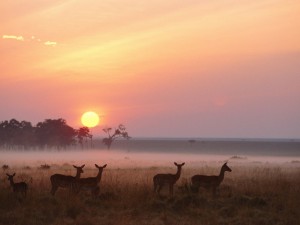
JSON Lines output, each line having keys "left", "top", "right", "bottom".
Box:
{"left": 0, "top": 152, "right": 300, "bottom": 225}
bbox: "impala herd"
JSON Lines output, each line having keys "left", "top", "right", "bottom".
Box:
{"left": 4, "top": 162, "right": 232, "bottom": 198}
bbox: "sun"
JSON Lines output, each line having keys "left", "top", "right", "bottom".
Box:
{"left": 81, "top": 111, "right": 100, "bottom": 128}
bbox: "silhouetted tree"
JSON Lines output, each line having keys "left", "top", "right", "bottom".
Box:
{"left": 102, "top": 124, "right": 130, "bottom": 149}
{"left": 76, "top": 127, "right": 92, "bottom": 149}
{"left": 0, "top": 120, "right": 9, "bottom": 148}
{"left": 36, "top": 119, "right": 76, "bottom": 149}
{"left": 188, "top": 139, "right": 196, "bottom": 146}
{"left": 18, "top": 121, "right": 36, "bottom": 149}
{"left": 7, "top": 119, "right": 21, "bottom": 149}
{"left": 1, "top": 119, "right": 23, "bottom": 149}
{"left": 0, "top": 118, "right": 103, "bottom": 150}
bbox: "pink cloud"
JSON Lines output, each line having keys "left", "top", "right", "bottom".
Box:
{"left": 2, "top": 35, "right": 24, "bottom": 41}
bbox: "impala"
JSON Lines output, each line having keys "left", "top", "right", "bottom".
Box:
{"left": 73, "top": 164, "right": 107, "bottom": 196}
{"left": 191, "top": 162, "right": 232, "bottom": 196}
{"left": 153, "top": 162, "right": 185, "bottom": 196}
{"left": 50, "top": 164, "right": 85, "bottom": 195}
{"left": 7, "top": 173, "right": 28, "bottom": 197}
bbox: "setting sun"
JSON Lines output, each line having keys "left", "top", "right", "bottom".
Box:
{"left": 81, "top": 111, "right": 100, "bottom": 128}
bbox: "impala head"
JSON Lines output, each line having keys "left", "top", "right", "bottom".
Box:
{"left": 73, "top": 164, "right": 85, "bottom": 174}
{"left": 95, "top": 164, "right": 107, "bottom": 171}
{"left": 222, "top": 162, "right": 232, "bottom": 172}
{"left": 6, "top": 173, "right": 16, "bottom": 181}
{"left": 174, "top": 162, "right": 185, "bottom": 168}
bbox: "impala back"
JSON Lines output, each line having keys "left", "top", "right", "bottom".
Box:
{"left": 51, "top": 174, "right": 76, "bottom": 188}
{"left": 75, "top": 177, "right": 99, "bottom": 191}
{"left": 14, "top": 182, "right": 28, "bottom": 192}
{"left": 154, "top": 174, "right": 175, "bottom": 184}
{"left": 191, "top": 175, "right": 219, "bottom": 188}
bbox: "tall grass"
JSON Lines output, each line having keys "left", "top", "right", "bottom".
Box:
{"left": 0, "top": 162, "right": 299, "bottom": 225}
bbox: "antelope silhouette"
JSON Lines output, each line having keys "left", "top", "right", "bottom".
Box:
{"left": 7, "top": 173, "right": 28, "bottom": 197}
{"left": 73, "top": 164, "right": 107, "bottom": 196}
{"left": 191, "top": 162, "right": 232, "bottom": 196}
{"left": 50, "top": 164, "right": 85, "bottom": 195}
{"left": 153, "top": 162, "right": 185, "bottom": 196}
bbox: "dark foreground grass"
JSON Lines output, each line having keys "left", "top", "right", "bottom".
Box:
{"left": 0, "top": 164, "right": 299, "bottom": 225}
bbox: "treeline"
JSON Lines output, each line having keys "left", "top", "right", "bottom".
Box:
{"left": 0, "top": 118, "right": 93, "bottom": 150}
{"left": 0, "top": 119, "right": 130, "bottom": 150}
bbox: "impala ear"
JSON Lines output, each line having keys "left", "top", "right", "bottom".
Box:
{"left": 73, "top": 165, "right": 77, "bottom": 168}
{"left": 13, "top": 173, "right": 16, "bottom": 177}
{"left": 174, "top": 162, "right": 178, "bottom": 166}
{"left": 81, "top": 164, "right": 85, "bottom": 168}
{"left": 103, "top": 164, "right": 107, "bottom": 168}
{"left": 181, "top": 163, "right": 185, "bottom": 166}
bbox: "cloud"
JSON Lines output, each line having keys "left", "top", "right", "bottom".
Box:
{"left": 2, "top": 34, "right": 57, "bottom": 47}
{"left": 44, "top": 41, "right": 57, "bottom": 47}
{"left": 2, "top": 35, "right": 24, "bottom": 41}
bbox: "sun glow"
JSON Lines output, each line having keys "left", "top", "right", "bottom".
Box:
{"left": 81, "top": 111, "right": 100, "bottom": 128}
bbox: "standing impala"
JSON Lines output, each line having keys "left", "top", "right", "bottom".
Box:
{"left": 191, "top": 162, "right": 232, "bottom": 196}
{"left": 7, "top": 173, "right": 28, "bottom": 197}
{"left": 50, "top": 164, "right": 85, "bottom": 195}
{"left": 153, "top": 162, "right": 185, "bottom": 196}
{"left": 73, "top": 164, "right": 107, "bottom": 196}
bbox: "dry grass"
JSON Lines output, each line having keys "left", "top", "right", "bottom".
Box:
{"left": 0, "top": 162, "right": 299, "bottom": 225}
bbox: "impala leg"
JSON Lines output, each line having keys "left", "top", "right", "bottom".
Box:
{"left": 72, "top": 183, "right": 81, "bottom": 195}
{"left": 92, "top": 186, "right": 100, "bottom": 196}
{"left": 157, "top": 184, "right": 163, "bottom": 195}
{"left": 153, "top": 182, "right": 158, "bottom": 193}
{"left": 212, "top": 187, "right": 217, "bottom": 197}
{"left": 68, "top": 185, "right": 75, "bottom": 195}
{"left": 169, "top": 184, "right": 174, "bottom": 196}
{"left": 190, "top": 183, "right": 199, "bottom": 193}
{"left": 51, "top": 185, "right": 58, "bottom": 195}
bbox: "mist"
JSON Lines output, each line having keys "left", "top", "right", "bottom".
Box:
{"left": 1, "top": 148, "right": 299, "bottom": 170}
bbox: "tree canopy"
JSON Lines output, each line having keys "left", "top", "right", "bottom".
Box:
{"left": 102, "top": 124, "right": 130, "bottom": 149}
{"left": 0, "top": 118, "right": 88, "bottom": 150}
{"left": 0, "top": 118, "right": 130, "bottom": 150}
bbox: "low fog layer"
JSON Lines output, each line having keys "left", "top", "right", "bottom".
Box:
{"left": 0, "top": 148, "right": 299, "bottom": 169}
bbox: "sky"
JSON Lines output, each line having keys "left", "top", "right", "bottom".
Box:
{"left": 0, "top": 0, "right": 300, "bottom": 138}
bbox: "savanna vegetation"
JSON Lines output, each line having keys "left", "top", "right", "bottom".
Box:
{"left": 0, "top": 162, "right": 299, "bottom": 225}
{"left": 0, "top": 119, "right": 129, "bottom": 150}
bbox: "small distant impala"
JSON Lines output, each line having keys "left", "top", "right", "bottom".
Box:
{"left": 6, "top": 173, "right": 28, "bottom": 197}
{"left": 191, "top": 162, "right": 232, "bottom": 196}
{"left": 50, "top": 164, "right": 85, "bottom": 195}
{"left": 153, "top": 162, "right": 185, "bottom": 196}
{"left": 73, "top": 164, "right": 107, "bottom": 196}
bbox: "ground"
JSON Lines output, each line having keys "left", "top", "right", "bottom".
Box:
{"left": 0, "top": 162, "right": 299, "bottom": 225}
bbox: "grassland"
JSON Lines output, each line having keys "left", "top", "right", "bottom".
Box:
{"left": 0, "top": 162, "right": 299, "bottom": 225}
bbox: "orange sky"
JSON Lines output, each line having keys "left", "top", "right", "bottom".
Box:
{"left": 1, "top": 0, "right": 300, "bottom": 138}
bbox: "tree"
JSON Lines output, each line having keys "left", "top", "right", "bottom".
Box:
{"left": 0, "top": 120, "right": 9, "bottom": 148}
{"left": 18, "top": 120, "right": 36, "bottom": 149}
{"left": 5, "top": 119, "right": 22, "bottom": 149}
{"left": 102, "top": 124, "right": 130, "bottom": 149}
{"left": 76, "top": 127, "right": 92, "bottom": 149}
{"left": 0, "top": 119, "right": 36, "bottom": 149}
{"left": 36, "top": 119, "right": 76, "bottom": 149}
